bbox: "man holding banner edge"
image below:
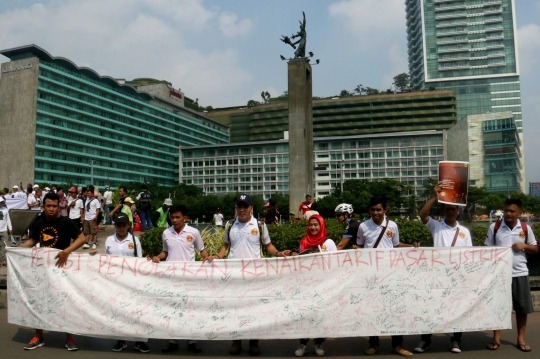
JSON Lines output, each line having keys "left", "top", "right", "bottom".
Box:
{"left": 18, "top": 192, "right": 86, "bottom": 351}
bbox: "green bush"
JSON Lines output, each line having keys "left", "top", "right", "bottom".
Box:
{"left": 395, "top": 220, "right": 433, "bottom": 246}
{"left": 533, "top": 223, "right": 540, "bottom": 239}
{"left": 139, "top": 227, "right": 166, "bottom": 257}
{"left": 266, "top": 219, "right": 345, "bottom": 253}
{"left": 470, "top": 225, "right": 488, "bottom": 247}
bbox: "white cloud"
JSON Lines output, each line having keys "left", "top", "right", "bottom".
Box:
{"left": 0, "top": 0, "right": 253, "bottom": 107}
{"left": 218, "top": 12, "right": 254, "bottom": 38}
{"left": 328, "top": 0, "right": 406, "bottom": 50}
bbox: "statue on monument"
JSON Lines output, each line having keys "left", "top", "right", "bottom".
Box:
{"left": 280, "top": 11, "right": 307, "bottom": 59}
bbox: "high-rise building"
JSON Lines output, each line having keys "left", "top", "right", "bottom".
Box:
{"left": 0, "top": 45, "right": 229, "bottom": 188}
{"left": 405, "top": 0, "right": 525, "bottom": 190}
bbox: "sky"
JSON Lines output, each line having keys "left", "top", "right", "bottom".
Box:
{"left": 0, "top": 0, "right": 539, "bottom": 188}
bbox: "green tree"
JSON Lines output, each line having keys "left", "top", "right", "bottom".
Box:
{"left": 339, "top": 89, "right": 353, "bottom": 97}
{"left": 261, "top": 91, "right": 271, "bottom": 104}
{"left": 482, "top": 194, "right": 505, "bottom": 213}
{"left": 393, "top": 73, "right": 411, "bottom": 93}
{"left": 247, "top": 99, "right": 261, "bottom": 107}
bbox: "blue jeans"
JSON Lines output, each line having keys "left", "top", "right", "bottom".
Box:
{"left": 104, "top": 204, "right": 112, "bottom": 224}
{"left": 140, "top": 209, "right": 153, "bottom": 231}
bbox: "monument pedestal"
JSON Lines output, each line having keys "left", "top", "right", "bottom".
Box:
{"left": 288, "top": 59, "right": 313, "bottom": 215}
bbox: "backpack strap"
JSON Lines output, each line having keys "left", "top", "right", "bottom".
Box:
{"left": 373, "top": 219, "right": 389, "bottom": 249}
{"left": 493, "top": 219, "right": 502, "bottom": 246}
{"left": 132, "top": 233, "right": 138, "bottom": 258}
{"left": 451, "top": 227, "right": 460, "bottom": 247}
{"left": 522, "top": 222, "right": 529, "bottom": 245}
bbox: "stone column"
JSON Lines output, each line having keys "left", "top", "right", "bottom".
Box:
{"left": 287, "top": 59, "right": 313, "bottom": 215}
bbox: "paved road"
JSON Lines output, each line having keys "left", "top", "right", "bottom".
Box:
{"left": 1, "top": 309, "right": 539, "bottom": 358}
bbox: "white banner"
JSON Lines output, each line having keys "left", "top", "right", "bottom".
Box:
{"left": 7, "top": 247, "right": 512, "bottom": 340}
{"left": 5, "top": 197, "right": 28, "bottom": 210}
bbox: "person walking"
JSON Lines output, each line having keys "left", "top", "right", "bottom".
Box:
{"left": 103, "top": 186, "right": 113, "bottom": 224}
{"left": 213, "top": 208, "right": 224, "bottom": 228}
{"left": 156, "top": 198, "right": 173, "bottom": 228}
{"left": 67, "top": 187, "right": 83, "bottom": 230}
{"left": 136, "top": 185, "right": 153, "bottom": 231}
{"left": 81, "top": 185, "right": 100, "bottom": 250}
{"left": 413, "top": 182, "right": 472, "bottom": 354}
{"left": 0, "top": 197, "right": 13, "bottom": 267}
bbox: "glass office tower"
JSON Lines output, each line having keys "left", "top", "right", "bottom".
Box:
{"left": 405, "top": 0, "right": 525, "bottom": 190}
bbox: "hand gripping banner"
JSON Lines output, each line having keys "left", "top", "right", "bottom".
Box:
{"left": 7, "top": 247, "right": 512, "bottom": 340}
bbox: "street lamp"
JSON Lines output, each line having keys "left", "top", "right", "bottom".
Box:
{"left": 340, "top": 159, "right": 344, "bottom": 194}
{"left": 89, "top": 159, "right": 94, "bottom": 185}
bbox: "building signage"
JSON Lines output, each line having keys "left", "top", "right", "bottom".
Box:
{"left": 2, "top": 63, "right": 33, "bottom": 73}
{"left": 169, "top": 89, "right": 182, "bottom": 99}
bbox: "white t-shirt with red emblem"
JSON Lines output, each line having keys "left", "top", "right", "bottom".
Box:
{"left": 425, "top": 217, "right": 472, "bottom": 247}
{"left": 356, "top": 217, "right": 399, "bottom": 248}
{"left": 485, "top": 219, "right": 537, "bottom": 277}
{"left": 162, "top": 224, "right": 205, "bottom": 262}
{"left": 105, "top": 233, "right": 142, "bottom": 257}
{"left": 225, "top": 216, "right": 271, "bottom": 259}
{"left": 319, "top": 239, "right": 337, "bottom": 252}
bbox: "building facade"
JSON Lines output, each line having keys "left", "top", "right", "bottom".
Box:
{"left": 180, "top": 131, "right": 445, "bottom": 200}
{"left": 405, "top": 0, "right": 525, "bottom": 189}
{"left": 0, "top": 45, "right": 229, "bottom": 188}
{"left": 447, "top": 111, "right": 522, "bottom": 193}
{"left": 207, "top": 90, "right": 457, "bottom": 143}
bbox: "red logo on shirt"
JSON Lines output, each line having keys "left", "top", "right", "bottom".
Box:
{"left": 321, "top": 245, "right": 327, "bottom": 252}
{"left": 386, "top": 230, "right": 393, "bottom": 238}
{"left": 251, "top": 228, "right": 259, "bottom": 236}
{"left": 519, "top": 231, "right": 525, "bottom": 239}
{"left": 459, "top": 231, "right": 465, "bottom": 238}
{"left": 186, "top": 235, "right": 194, "bottom": 242}
{"left": 128, "top": 243, "right": 134, "bottom": 249}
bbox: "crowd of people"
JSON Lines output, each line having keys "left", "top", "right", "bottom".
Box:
{"left": 2, "top": 182, "right": 537, "bottom": 356}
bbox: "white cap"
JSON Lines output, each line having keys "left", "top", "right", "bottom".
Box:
{"left": 163, "top": 198, "right": 173, "bottom": 206}
{"left": 33, "top": 184, "right": 39, "bottom": 188}
{"left": 45, "top": 187, "right": 50, "bottom": 191}
{"left": 12, "top": 185, "right": 19, "bottom": 189}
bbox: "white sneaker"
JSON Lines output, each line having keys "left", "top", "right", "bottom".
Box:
{"left": 450, "top": 341, "right": 461, "bottom": 353}
{"left": 91, "top": 243, "right": 96, "bottom": 250}
{"left": 82, "top": 243, "right": 90, "bottom": 249}
{"left": 315, "top": 344, "right": 325, "bottom": 356}
{"left": 295, "top": 344, "right": 307, "bottom": 357}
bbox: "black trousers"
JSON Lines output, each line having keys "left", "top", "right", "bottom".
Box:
{"left": 421, "top": 332, "right": 462, "bottom": 343}
{"left": 369, "top": 335, "right": 403, "bottom": 347}
{"left": 300, "top": 338, "right": 325, "bottom": 345}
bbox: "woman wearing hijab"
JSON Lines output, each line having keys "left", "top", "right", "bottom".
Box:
{"left": 58, "top": 190, "right": 68, "bottom": 217}
{"left": 294, "top": 215, "right": 337, "bottom": 357}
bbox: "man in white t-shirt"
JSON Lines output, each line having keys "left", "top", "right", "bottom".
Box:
{"left": 148, "top": 204, "right": 208, "bottom": 354}
{"left": 207, "top": 194, "right": 291, "bottom": 356}
{"left": 11, "top": 185, "right": 27, "bottom": 199}
{"left": 81, "top": 185, "right": 100, "bottom": 250}
{"left": 485, "top": 198, "right": 537, "bottom": 353}
{"left": 102, "top": 186, "right": 113, "bottom": 225}
{"left": 357, "top": 195, "right": 417, "bottom": 358}
{"left": 67, "top": 187, "right": 84, "bottom": 230}
{"left": 28, "top": 189, "right": 42, "bottom": 211}
{"left": 212, "top": 208, "right": 224, "bottom": 228}
{"left": 414, "top": 182, "right": 472, "bottom": 354}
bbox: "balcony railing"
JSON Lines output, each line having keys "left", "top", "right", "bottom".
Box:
{"left": 435, "top": 4, "right": 466, "bottom": 12}
{"left": 435, "top": 12, "right": 467, "bottom": 20}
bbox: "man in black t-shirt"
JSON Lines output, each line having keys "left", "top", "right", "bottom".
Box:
{"left": 19, "top": 192, "right": 86, "bottom": 351}
{"left": 335, "top": 203, "right": 360, "bottom": 250}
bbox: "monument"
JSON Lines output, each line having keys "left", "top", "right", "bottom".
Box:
{"left": 281, "top": 12, "right": 314, "bottom": 216}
